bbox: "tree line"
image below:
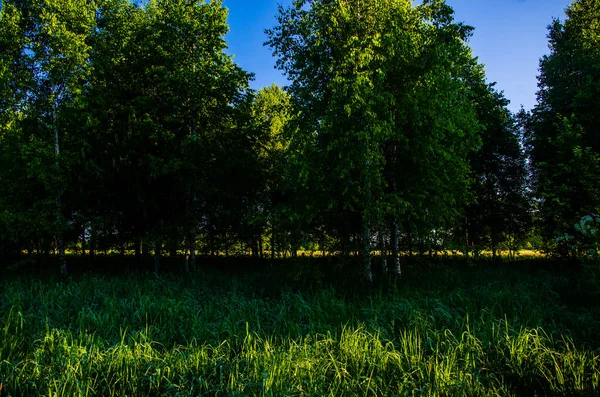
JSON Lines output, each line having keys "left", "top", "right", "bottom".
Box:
{"left": 0, "top": 0, "right": 597, "bottom": 277}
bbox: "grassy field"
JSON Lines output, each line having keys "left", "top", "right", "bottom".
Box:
{"left": 0, "top": 259, "right": 599, "bottom": 396}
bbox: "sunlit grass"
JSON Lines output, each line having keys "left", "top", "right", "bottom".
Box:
{"left": 0, "top": 266, "right": 598, "bottom": 396}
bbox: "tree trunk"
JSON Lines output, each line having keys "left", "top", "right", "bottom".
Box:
{"left": 134, "top": 239, "right": 141, "bottom": 261}
{"left": 54, "top": 107, "right": 66, "bottom": 276}
{"left": 210, "top": 231, "right": 215, "bottom": 257}
{"left": 390, "top": 218, "right": 401, "bottom": 275}
{"left": 142, "top": 242, "right": 149, "bottom": 259}
{"left": 89, "top": 226, "right": 96, "bottom": 269}
{"left": 251, "top": 238, "right": 258, "bottom": 258}
{"left": 363, "top": 217, "right": 373, "bottom": 282}
{"left": 58, "top": 236, "right": 66, "bottom": 275}
{"left": 184, "top": 234, "right": 191, "bottom": 274}
{"left": 81, "top": 228, "right": 86, "bottom": 256}
{"left": 259, "top": 235, "right": 264, "bottom": 259}
{"left": 184, "top": 191, "right": 196, "bottom": 273}
{"left": 465, "top": 216, "right": 470, "bottom": 258}
{"left": 271, "top": 230, "right": 275, "bottom": 261}
{"left": 342, "top": 234, "right": 349, "bottom": 258}
{"left": 379, "top": 228, "right": 387, "bottom": 274}
{"left": 154, "top": 239, "right": 161, "bottom": 273}
{"left": 102, "top": 214, "right": 108, "bottom": 256}
{"left": 388, "top": 141, "right": 401, "bottom": 276}
{"left": 189, "top": 225, "right": 196, "bottom": 270}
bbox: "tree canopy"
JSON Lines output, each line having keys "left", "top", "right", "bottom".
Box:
{"left": 523, "top": 0, "right": 600, "bottom": 255}
{"left": 0, "top": 0, "right": 596, "bottom": 272}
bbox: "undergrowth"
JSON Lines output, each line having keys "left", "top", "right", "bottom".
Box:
{"left": 0, "top": 263, "right": 599, "bottom": 396}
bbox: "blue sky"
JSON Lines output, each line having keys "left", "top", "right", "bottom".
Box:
{"left": 223, "top": 0, "right": 572, "bottom": 113}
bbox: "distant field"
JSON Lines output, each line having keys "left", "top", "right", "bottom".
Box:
{"left": 57, "top": 248, "right": 546, "bottom": 258}
{"left": 0, "top": 263, "right": 598, "bottom": 396}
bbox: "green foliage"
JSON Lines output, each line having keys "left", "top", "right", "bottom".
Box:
{"left": 1, "top": 267, "right": 599, "bottom": 396}
{"left": 525, "top": 0, "right": 600, "bottom": 255}
{"left": 247, "top": 85, "right": 295, "bottom": 256}
{"left": 557, "top": 214, "right": 600, "bottom": 282}
{"left": 266, "top": 0, "right": 482, "bottom": 274}
{"left": 2, "top": 0, "right": 595, "bottom": 271}
{"left": 462, "top": 84, "right": 531, "bottom": 256}
{"left": 81, "top": 0, "right": 252, "bottom": 246}
{"left": 0, "top": 0, "right": 255, "bottom": 267}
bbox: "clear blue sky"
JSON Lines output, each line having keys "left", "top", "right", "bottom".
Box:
{"left": 223, "top": 0, "right": 572, "bottom": 113}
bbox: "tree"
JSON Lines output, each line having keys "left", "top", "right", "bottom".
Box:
{"left": 1, "top": 0, "right": 255, "bottom": 272}
{"left": 267, "top": 0, "right": 400, "bottom": 279}
{"left": 0, "top": 0, "right": 96, "bottom": 273}
{"left": 78, "top": 0, "right": 252, "bottom": 271}
{"left": 267, "top": 0, "right": 481, "bottom": 278}
{"left": 249, "top": 84, "right": 293, "bottom": 259}
{"left": 385, "top": 0, "right": 481, "bottom": 264}
{"left": 462, "top": 84, "right": 531, "bottom": 258}
{"left": 0, "top": 2, "right": 30, "bottom": 262}
{"left": 524, "top": 0, "right": 600, "bottom": 254}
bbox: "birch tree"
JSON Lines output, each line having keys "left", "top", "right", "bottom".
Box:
{"left": 0, "top": 0, "right": 95, "bottom": 274}
{"left": 267, "top": 0, "right": 480, "bottom": 279}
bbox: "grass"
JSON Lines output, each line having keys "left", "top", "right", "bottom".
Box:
{"left": 0, "top": 260, "right": 599, "bottom": 396}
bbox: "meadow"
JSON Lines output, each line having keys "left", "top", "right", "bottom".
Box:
{"left": 0, "top": 258, "right": 599, "bottom": 396}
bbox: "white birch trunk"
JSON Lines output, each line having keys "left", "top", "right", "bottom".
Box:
{"left": 54, "top": 107, "right": 67, "bottom": 276}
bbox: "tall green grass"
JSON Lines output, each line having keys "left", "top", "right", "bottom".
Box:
{"left": 0, "top": 266, "right": 599, "bottom": 396}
